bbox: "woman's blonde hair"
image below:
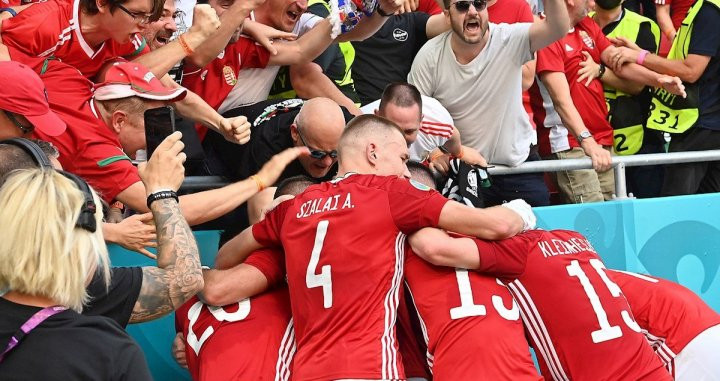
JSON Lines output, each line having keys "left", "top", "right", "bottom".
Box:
{"left": 0, "top": 169, "right": 111, "bottom": 312}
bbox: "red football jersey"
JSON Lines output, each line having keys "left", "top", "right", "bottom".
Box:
{"left": 536, "top": 17, "right": 614, "bottom": 152}
{"left": 1, "top": 0, "right": 148, "bottom": 78}
{"left": 253, "top": 174, "right": 449, "bottom": 380}
{"left": 404, "top": 248, "right": 541, "bottom": 380}
{"left": 478, "top": 229, "right": 672, "bottom": 381}
{"left": 32, "top": 61, "right": 140, "bottom": 203}
{"left": 396, "top": 286, "right": 431, "bottom": 379}
{"left": 181, "top": 36, "right": 270, "bottom": 141}
{"left": 175, "top": 248, "right": 295, "bottom": 381}
{"left": 609, "top": 269, "right": 720, "bottom": 374}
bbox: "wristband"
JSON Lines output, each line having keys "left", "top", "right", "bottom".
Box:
{"left": 428, "top": 151, "right": 444, "bottom": 163}
{"left": 500, "top": 199, "right": 536, "bottom": 231}
{"left": 0, "top": 7, "right": 17, "bottom": 17}
{"left": 375, "top": 5, "right": 393, "bottom": 16}
{"left": 146, "top": 190, "right": 179, "bottom": 209}
{"left": 250, "top": 175, "right": 266, "bottom": 192}
{"left": 178, "top": 34, "right": 194, "bottom": 56}
{"left": 636, "top": 50, "right": 649, "bottom": 65}
{"left": 597, "top": 63, "right": 606, "bottom": 79}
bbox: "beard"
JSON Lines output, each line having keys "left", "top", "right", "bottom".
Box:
{"left": 451, "top": 15, "right": 488, "bottom": 44}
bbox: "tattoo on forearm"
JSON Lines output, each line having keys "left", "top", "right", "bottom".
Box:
{"left": 130, "top": 199, "right": 202, "bottom": 323}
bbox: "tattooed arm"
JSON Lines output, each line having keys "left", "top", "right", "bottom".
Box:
{"left": 129, "top": 198, "right": 203, "bottom": 323}
{"left": 129, "top": 131, "right": 203, "bottom": 324}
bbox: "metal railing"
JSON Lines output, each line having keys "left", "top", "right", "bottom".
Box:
{"left": 180, "top": 150, "right": 720, "bottom": 199}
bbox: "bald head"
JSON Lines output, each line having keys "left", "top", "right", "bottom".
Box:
{"left": 338, "top": 114, "right": 411, "bottom": 179}
{"left": 291, "top": 97, "right": 346, "bottom": 179}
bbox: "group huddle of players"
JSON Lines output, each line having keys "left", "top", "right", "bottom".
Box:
{"left": 174, "top": 153, "right": 719, "bottom": 381}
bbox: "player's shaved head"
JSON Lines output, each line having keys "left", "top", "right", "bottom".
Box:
{"left": 407, "top": 161, "right": 439, "bottom": 190}
{"left": 274, "top": 175, "right": 318, "bottom": 198}
{"left": 337, "top": 115, "right": 411, "bottom": 179}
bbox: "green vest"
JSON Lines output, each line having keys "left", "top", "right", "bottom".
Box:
{"left": 646, "top": 0, "right": 720, "bottom": 134}
{"left": 591, "top": 10, "right": 660, "bottom": 155}
{"left": 268, "top": 0, "right": 357, "bottom": 101}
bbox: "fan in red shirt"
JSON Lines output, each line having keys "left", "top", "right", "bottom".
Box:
{"left": 608, "top": 269, "right": 720, "bottom": 379}
{"left": 175, "top": 248, "right": 296, "bottom": 381}
{"left": 409, "top": 228, "right": 673, "bottom": 380}
{"left": 215, "top": 115, "right": 535, "bottom": 380}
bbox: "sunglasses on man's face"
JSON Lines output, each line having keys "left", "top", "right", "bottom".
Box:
{"left": 451, "top": 0, "right": 487, "bottom": 12}
{"left": 296, "top": 127, "right": 338, "bottom": 160}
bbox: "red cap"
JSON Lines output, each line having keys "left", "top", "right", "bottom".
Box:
{"left": 0, "top": 61, "right": 67, "bottom": 137}
{"left": 94, "top": 62, "right": 187, "bottom": 102}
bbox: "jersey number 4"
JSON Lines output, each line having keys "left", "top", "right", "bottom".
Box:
{"left": 566, "top": 259, "right": 642, "bottom": 343}
{"left": 306, "top": 220, "right": 333, "bottom": 308}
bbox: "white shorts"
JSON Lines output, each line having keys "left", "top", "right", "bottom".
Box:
{"left": 675, "top": 324, "right": 720, "bottom": 380}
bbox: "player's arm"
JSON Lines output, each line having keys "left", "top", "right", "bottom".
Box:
{"left": 410, "top": 228, "right": 531, "bottom": 277}
{"left": 289, "top": 62, "right": 363, "bottom": 115}
{"left": 200, "top": 265, "right": 269, "bottom": 306}
{"left": 528, "top": 0, "right": 570, "bottom": 52}
{"left": 115, "top": 147, "right": 308, "bottom": 226}
{"left": 215, "top": 227, "right": 264, "bottom": 269}
{"left": 129, "top": 133, "right": 203, "bottom": 324}
{"left": 133, "top": 5, "right": 221, "bottom": 78}
{"left": 436, "top": 200, "right": 532, "bottom": 240}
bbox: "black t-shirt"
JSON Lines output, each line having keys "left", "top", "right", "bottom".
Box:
{"left": 219, "top": 99, "right": 354, "bottom": 182}
{"left": 84, "top": 267, "right": 143, "bottom": 328}
{"left": 352, "top": 12, "right": 431, "bottom": 105}
{"left": 0, "top": 298, "right": 151, "bottom": 380}
{"left": 688, "top": 2, "right": 720, "bottom": 130}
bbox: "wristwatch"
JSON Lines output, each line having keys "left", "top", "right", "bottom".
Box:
{"left": 577, "top": 130, "right": 593, "bottom": 144}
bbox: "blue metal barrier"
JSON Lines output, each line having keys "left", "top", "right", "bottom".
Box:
{"left": 109, "top": 194, "right": 720, "bottom": 380}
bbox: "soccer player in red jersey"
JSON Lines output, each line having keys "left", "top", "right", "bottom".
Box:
{"left": 215, "top": 115, "right": 535, "bottom": 380}
{"left": 608, "top": 269, "right": 720, "bottom": 379}
{"left": 409, "top": 228, "right": 673, "bottom": 380}
{"left": 176, "top": 248, "right": 295, "bottom": 381}
{"left": 403, "top": 163, "right": 542, "bottom": 381}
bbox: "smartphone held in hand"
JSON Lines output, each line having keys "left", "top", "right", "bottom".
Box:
{"left": 144, "top": 106, "right": 176, "bottom": 159}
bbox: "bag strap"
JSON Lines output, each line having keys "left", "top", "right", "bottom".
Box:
{"left": 0, "top": 305, "right": 67, "bottom": 362}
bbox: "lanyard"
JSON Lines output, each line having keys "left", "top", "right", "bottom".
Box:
{"left": 0, "top": 305, "right": 67, "bottom": 363}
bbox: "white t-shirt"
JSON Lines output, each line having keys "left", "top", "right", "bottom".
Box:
{"left": 408, "top": 23, "right": 535, "bottom": 167}
{"left": 360, "top": 95, "right": 455, "bottom": 161}
{"left": 218, "top": 13, "right": 323, "bottom": 113}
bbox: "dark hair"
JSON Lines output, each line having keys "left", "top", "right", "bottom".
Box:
{"left": 274, "top": 175, "right": 318, "bottom": 198}
{"left": 81, "top": 0, "right": 164, "bottom": 22}
{"left": 378, "top": 82, "right": 423, "bottom": 114}
{"left": 0, "top": 140, "right": 58, "bottom": 184}
{"left": 443, "top": 0, "right": 451, "bottom": 8}
{"left": 407, "top": 161, "right": 440, "bottom": 190}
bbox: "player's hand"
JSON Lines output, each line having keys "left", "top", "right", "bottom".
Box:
{"left": 111, "top": 213, "right": 157, "bottom": 259}
{"left": 172, "top": 332, "right": 188, "bottom": 369}
{"left": 254, "top": 147, "right": 310, "bottom": 191}
{"left": 580, "top": 137, "right": 613, "bottom": 172}
{"left": 218, "top": 116, "right": 252, "bottom": 145}
{"left": 609, "top": 36, "right": 642, "bottom": 51}
{"left": 577, "top": 51, "right": 600, "bottom": 87}
{"left": 242, "top": 20, "right": 297, "bottom": 56}
{"left": 427, "top": 149, "right": 451, "bottom": 175}
{"left": 138, "top": 131, "right": 186, "bottom": 195}
{"left": 189, "top": 5, "right": 221, "bottom": 39}
{"left": 658, "top": 75, "right": 687, "bottom": 98}
{"left": 459, "top": 146, "right": 488, "bottom": 168}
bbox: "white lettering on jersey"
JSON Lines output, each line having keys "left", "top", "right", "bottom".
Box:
{"left": 186, "top": 299, "right": 252, "bottom": 355}
{"left": 538, "top": 237, "right": 597, "bottom": 258}
{"left": 296, "top": 193, "right": 354, "bottom": 219}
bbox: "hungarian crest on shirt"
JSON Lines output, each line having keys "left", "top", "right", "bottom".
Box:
{"left": 222, "top": 65, "right": 237, "bottom": 86}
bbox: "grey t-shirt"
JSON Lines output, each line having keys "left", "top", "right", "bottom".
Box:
{"left": 408, "top": 23, "right": 534, "bottom": 167}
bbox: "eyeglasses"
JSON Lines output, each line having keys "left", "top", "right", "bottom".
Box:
{"left": 117, "top": 3, "right": 153, "bottom": 25}
{"left": 6, "top": 112, "right": 33, "bottom": 134}
{"left": 295, "top": 126, "right": 338, "bottom": 160}
{"left": 451, "top": 0, "right": 487, "bottom": 12}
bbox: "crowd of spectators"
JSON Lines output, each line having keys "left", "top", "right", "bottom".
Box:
{"left": 0, "top": 0, "right": 718, "bottom": 378}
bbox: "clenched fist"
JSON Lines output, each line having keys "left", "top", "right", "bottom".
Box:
{"left": 189, "top": 4, "right": 221, "bottom": 39}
